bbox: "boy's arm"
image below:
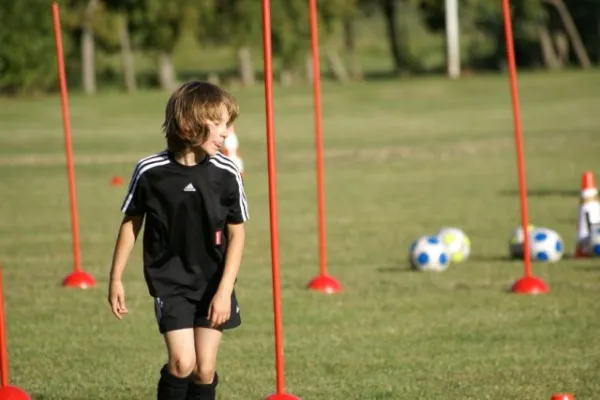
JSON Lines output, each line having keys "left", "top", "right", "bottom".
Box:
{"left": 217, "top": 222, "right": 245, "bottom": 295}
{"left": 218, "top": 168, "right": 249, "bottom": 295}
{"left": 109, "top": 215, "right": 144, "bottom": 282}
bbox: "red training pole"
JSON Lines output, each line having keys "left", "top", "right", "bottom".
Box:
{"left": 0, "top": 265, "right": 8, "bottom": 388}
{"left": 502, "top": 0, "right": 532, "bottom": 276}
{"left": 261, "top": 2, "right": 300, "bottom": 400}
{"left": 310, "top": 0, "right": 328, "bottom": 277}
{"left": 0, "top": 263, "right": 32, "bottom": 399}
{"left": 502, "top": 0, "right": 548, "bottom": 294}
{"left": 305, "top": 0, "right": 342, "bottom": 295}
{"left": 52, "top": 3, "right": 81, "bottom": 274}
{"left": 52, "top": 3, "right": 96, "bottom": 289}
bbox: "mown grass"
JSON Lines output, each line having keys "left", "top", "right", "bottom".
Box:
{"left": 1, "top": 70, "right": 599, "bottom": 399}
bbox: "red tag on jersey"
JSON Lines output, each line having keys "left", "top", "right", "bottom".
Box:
{"left": 215, "top": 230, "right": 222, "bottom": 245}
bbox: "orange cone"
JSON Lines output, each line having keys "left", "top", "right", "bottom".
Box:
{"left": 575, "top": 171, "right": 600, "bottom": 257}
{"left": 222, "top": 125, "right": 245, "bottom": 176}
{"left": 110, "top": 176, "right": 124, "bottom": 186}
{"left": 580, "top": 171, "right": 597, "bottom": 199}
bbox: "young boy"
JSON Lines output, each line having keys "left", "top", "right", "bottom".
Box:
{"left": 107, "top": 81, "right": 249, "bottom": 400}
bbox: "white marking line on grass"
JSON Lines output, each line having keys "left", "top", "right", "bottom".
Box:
{"left": 0, "top": 153, "right": 143, "bottom": 166}
{"left": 0, "top": 139, "right": 514, "bottom": 167}
{"left": 1, "top": 255, "right": 73, "bottom": 265}
{"left": 285, "top": 138, "right": 512, "bottom": 162}
{"left": 0, "top": 233, "right": 108, "bottom": 246}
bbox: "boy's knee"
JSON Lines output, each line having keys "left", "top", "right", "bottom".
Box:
{"left": 168, "top": 355, "right": 196, "bottom": 378}
{"left": 192, "top": 363, "right": 216, "bottom": 384}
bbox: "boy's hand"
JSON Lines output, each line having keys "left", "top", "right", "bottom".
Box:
{"left": 108, "top": 280, "right": 128, "bottom": 319}
{"left": 207, "top": 290, "right": 231, "bottom": 328}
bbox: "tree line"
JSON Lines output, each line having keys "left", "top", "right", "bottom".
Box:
{"left": 1, "top": 0, "right": 599, "bottom": 95}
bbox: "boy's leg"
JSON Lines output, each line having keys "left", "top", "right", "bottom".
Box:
{"left": 186, "top": 290, "right": 241, "bottom": 399}
{"left": 155, "top": 297, "right": 197, "bottom": 400}
{"left": 187, "top": 328, "right": 223, "bottom": 400}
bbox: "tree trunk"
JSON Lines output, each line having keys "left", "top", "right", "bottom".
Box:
{"left": 380, "top": 0, "right": 407, "bottom": 75}
{"left": 158, "top": 52, "right": 176, "bottom": 91}
{"left": 343, "top": 17, "right": 362, "bottom": 81}
{"left": 81, "top": 0, "right": 98, "bottom": 95}
{"left": 280, "top": 69, "right": 293, "bottom": 86}
{"left": 543, "top": 0, "right": 592, "bottom": 68}
{"left": 326, "top": 48, "right": 350, "bottom": 83}
{"left": 237, "top": 46, "right": 255, "bottom": 87}
{"left": 554, "top": 31, "right": 569, "bottom": 65}
{"left": 208, "top": 72, "right": 220, "bottom": 85}
{"left": 445, "top": 0, "right": 460, "bottom": 79}
{"left": 305, "top": 53, "right": 314, "bottom": 84}
{"left": 119, "top": 13, "right": 137, "bottom": 93}
{"left": 540, "top": 26, "right": 561, "bottom": 69}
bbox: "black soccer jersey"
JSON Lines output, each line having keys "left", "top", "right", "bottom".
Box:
{"left": 121, "top": 150, "right": 249, "bottom": 299}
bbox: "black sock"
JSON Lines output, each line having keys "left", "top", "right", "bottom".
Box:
{"left": 187, "top": 371, "right": 219, "bottom": 400}
{"left": 157, "top": 364, "right": 190, "bottom": 400}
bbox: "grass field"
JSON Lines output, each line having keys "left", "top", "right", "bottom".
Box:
{"left": 1, "top": 70, "right": 600, "bottom": 399}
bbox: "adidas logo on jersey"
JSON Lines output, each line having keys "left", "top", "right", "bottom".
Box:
{"left": 183, "top": 183, "right": 196, "bottom": 192}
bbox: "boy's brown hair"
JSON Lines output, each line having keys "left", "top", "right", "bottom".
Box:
{"left": 162, "top": 81, "right": 239, "bottom": 155}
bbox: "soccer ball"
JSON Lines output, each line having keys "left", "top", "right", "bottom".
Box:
{"left": 509, "top": 224, "right": 536, "bottom": 259}
{"left": 437, "top": 227, "right": 470, "bottom": 263}
{"left": 583, "top": 225, "right": 600, "bottom": 256}
{"left": 530, "top": 227, "right": 564, "bottom": 262}
{"left": 409, "top": 235, "right": 450, "bottom": 271}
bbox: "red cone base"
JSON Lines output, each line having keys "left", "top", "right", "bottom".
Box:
{"left": 307, "top": 274, "right": 342, "bottom": 294}
{"left": 575, "top": 246, "right": 586, "bottom": 258}
{"left": 62, "top": 270, "right": 96, "bottom": 288}
{"left": 511, "top": 275, "right": 549, "bottom": 294}
{"left": 111, "top": 176, "right": 124, "bottom": 186}
{"left": 551, "top": 394, "right": 574, "bottom": 400}
{"left": 0, "top": 386, "right": 31, "bottom": 400}
{"left": 264, "top": 393, "right": 301, "bottom": 400}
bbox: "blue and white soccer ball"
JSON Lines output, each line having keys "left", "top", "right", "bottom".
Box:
{"left": 530, "top": 227, "right": 564, "bottom": 263}
{"left": 409, "top": 235, "right": 450, "bottom": 271}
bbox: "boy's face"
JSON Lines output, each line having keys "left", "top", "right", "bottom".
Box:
{"left": 200, "top": 108, "right": 230, "bottom": 156}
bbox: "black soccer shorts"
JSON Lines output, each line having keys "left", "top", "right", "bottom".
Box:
{"left": 153, "top": 291, "right": 241, "bottom": 334}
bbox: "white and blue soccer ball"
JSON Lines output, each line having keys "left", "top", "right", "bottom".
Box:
{"left": 530, "top": 227, "right": 564, "bottom": 263}
{"left": 509, "top": 224, "right": 536, "bottom": 259}
{"left": 409, "top": 235, "right": 450, "bottom": 271}
{"left": 437, "top": 227, "right": 471, "bottom": 263}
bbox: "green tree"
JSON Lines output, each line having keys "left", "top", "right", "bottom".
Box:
{"left": 127, "top": 0, "right": 212, "bottom": 90}
{"left": 316, "top": 0, "right": 358, "bottom": 82}
{"left": 213, "top": 0, "right": 263, "bottom": 86}
{"left": 60, "top": 0, "right": 102, "bottom": 94}
{"left": 104, "top": 0, "right": 139, "bottom": 92}
{"left": 0, "top": 0, "right": 59, "bottom": 94}
{"left": 564, "top": 0, "right": 600, "bottom": 63}
{"left": 418, "top": 0, "right": 547, "bottom": 69}
{"left": 270, "top": 0, "right": 310, "bottom": 85}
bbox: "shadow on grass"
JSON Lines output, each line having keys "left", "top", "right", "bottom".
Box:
{"left": 572, "top": 264, "right": 600, "bottom": 272}
{"left": 377, "top": 255, "right": 513, "bottom": 273}
{"left": 498, "top": 188, "right": 579, "bottom": 198}
{"left": 31, "top": 394, "right": 92, "bottom": 400}
{"left": 470, "top": 251, "right": 581, "bottom": 262}
{"left": 377, "top": 266, "right": 414, "bottom": 273}
{"left": 468, "top": 254, "right": 514, "bottom": 263}
{"left": 31, "top": 393, "right": 148, "bottom": 400}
